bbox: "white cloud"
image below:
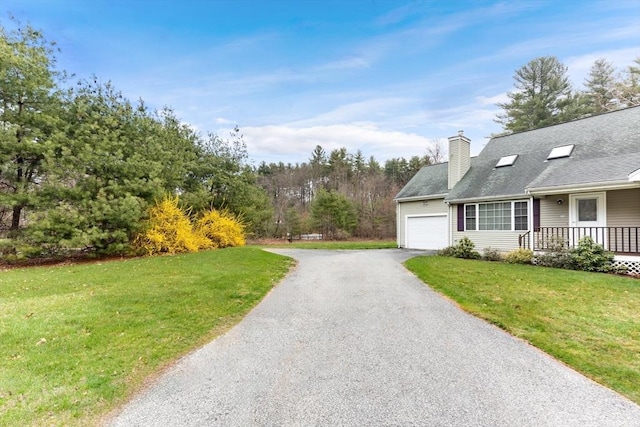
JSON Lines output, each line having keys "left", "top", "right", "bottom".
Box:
{"left": 476, "top": 93, "right": 510, "bottom": 106}
{"left": 288, "top": 97, "right": 416, "bottom": 127}
{"left": 241, "top": 123, "right": 438, "bottom": 164}
{"left": 215, "top": 117, "right": 234, "bottom": 125}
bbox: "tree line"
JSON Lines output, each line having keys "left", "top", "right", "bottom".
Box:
{"left": 2, "top": 20, "right": 638, "bottom": 259}
{"left": 255, "top": 145, "right": 443, "bottom": 240}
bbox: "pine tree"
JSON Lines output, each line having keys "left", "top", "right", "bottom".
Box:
{"left": 584, "top": 58, "right": 617, "bottom": 113}
{"left": 495, "top": 56, "right": 580, "bottom": 133}
{"left": 0, "top": 22, "right": 60, "bottom": 233}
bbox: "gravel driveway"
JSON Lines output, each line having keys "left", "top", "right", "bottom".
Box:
{"left": 108, "top": 249, "right": 640, "bottom": 426}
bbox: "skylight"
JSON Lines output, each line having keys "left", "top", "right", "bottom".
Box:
{"left": 496, "top": 154, "right": 518, "bottom": 167}
{"left": 547, "top": 144, "right": 574, "bottom": 160}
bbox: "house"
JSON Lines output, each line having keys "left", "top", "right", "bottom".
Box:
{"left": 395, "top": 106, "right": 640, "bottom": 274}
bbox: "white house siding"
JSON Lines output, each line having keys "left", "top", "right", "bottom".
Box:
{"left": 539, "top": 195, "right": 570, "bottom": 227}
{"left": 451, "top": 230, "right": 523, "bottom": 253}
{"left": 397, "top": 199, "right": 448, "bottom": 247}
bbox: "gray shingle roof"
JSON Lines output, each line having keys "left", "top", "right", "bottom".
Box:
{"left": 445, "top": 106, "right": 640, "bottom": 202}
{"left": 394, "top": 162, "right": 449, "bottom": 200}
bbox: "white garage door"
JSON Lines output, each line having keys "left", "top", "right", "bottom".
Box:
{"left": 406, "top": 215, "right": 448, "bottom": 250}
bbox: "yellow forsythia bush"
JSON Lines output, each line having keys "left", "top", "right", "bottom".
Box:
{"left": 137, "top": 196, "right": 205, "bottom": 255}
{"left": 137, "top": 196, "right": 245, "bottom": 255}
{"left": 195, "top": 209, "right": 245, "bottom": 248}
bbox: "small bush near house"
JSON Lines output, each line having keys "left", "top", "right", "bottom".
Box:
{"left": 534, "top": 236, "right": 619, "bottom": 274}
{"left": 504, "top": 248, "right": 533, "bottom": 264}
{"left": 438, "top": 237, "right": 481, "bottom": 259}
{"left": 569, "top": 236, "right": 616, "bottom": 273}
{"left": 437, "top": 246, "right": 456, "bottom": 257}
{"left": 533, "top": 237, "right": 572, "bottom": 269}
{"left": 482, "top": 247, "right": 502, "bottom": 261}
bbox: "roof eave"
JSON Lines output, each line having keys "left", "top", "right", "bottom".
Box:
{"left": 395, "top": 193, "right": 448, "bottom": 202}
{"left": 444, "top": 193, "right": 529, "bottom": 204}
{"left": 526, "top": 180, "right": 639, "bottom": 196}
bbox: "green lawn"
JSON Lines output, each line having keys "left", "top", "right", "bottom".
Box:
{"left": 255, "top": 239, "right": 397, "bottom": 250}
{"left": 0, "top": 247, "right": 294, "bottom": 426}
{"left": 405, "top": 256, "right": 640, "bottom": 404}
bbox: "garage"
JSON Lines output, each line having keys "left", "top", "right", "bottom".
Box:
{"left": 406, "top": 215, "right": 448, "bottom": 250}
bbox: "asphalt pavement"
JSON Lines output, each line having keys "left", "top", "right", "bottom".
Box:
{"left": 107, "top": 249, "right": 640, "bottom": 426}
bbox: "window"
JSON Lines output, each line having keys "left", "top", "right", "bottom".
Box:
{"left": 578, "top": 199, "right": 597, "bottom": 221}
{"left": 496, "top": 154, "right": 518, "bottom": 167}
{"left": 464, "top": 201, "right": 528, "bottom": 231}
{"left": 465, "top": 205, "right": 476, "bottom": 230}
{"left": 514, "top": 201, "right": 528, "bottom": 230}
{"left": 547, "top": 144, "right": 574, "bottom": 160}
{"left": 479, "top": 202, "right": 511, "bottom": 230}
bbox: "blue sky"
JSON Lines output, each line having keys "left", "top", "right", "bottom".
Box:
{"left": 2, "top": 0, "right": 639, "bottom": 165}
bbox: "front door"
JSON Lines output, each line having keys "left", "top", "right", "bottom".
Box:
{"left": 569, "top": 193, "right": 606, "bottom": 248}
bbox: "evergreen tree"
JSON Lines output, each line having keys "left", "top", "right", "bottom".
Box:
{"left": 310, "top": 189, "right": 357, "bottom": 239}
{"left": 29, "top": 80, "right": 172, "bottom": 254}
{"left": 309, "top": 144, "right": 327, "bottom": 166}
{"left": 0, "top": 22, "right": 61, "bottom": 233}
{"left": 495, "top": 56, "right": 579, "bottom": 133}
{"left": 584, "top": 58, "right": 617, "bottom": 113}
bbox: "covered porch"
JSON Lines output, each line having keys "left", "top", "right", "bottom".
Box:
{"left": 519, "top": 227, "right": 640, "bottom": 275}
{"left": 527, "top": 226, "right": 639, "bottom": 255}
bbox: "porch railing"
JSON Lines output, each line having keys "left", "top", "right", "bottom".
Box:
{"left": 518, "top": 231, "right": 531, "bottom": 250}
{"left": 524, "top": 227, "right": 640, "bottom": 254}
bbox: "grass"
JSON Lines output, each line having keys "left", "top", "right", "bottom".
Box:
{"left": 404, "top": 256, "right": 640, "bottom": 404}
{"left": 254, "top": 239, "right": 397, "bottom": 250}
{"left": 0, "top": 247, "right": 294, "bottom": 426}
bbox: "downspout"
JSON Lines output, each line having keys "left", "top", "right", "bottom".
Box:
{"left": 529, "top": 196, "right": 534, "bottom": 250}
{"left": 395, "top": 200, "right": 401, "bottom": 248}
{"left": 445, "top": 201, "right": 452, "bottom": 248}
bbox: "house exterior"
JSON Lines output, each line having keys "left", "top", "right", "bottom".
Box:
{"left": 395, "top": 106, "right": 640, "bottom": 274}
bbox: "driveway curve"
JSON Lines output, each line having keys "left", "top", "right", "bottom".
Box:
{"left": 108, "top": 249, "right": 640, "bottom": 426}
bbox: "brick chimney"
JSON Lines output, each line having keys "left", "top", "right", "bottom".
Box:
{"left": 448, "top": 130, "right": 471, "bottom": 189}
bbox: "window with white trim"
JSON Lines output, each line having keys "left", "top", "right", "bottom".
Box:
{"left": 464, "top": 201, "right": 528, "bottom": 231}
{"left": 514, "top": 201, "right": 528, "bottom": 230}
{"left": 465, "top": 205, "right": 476, "bottom": 230}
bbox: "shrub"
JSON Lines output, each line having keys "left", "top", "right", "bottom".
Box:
{"left": 439, "top": 237, "right": 481, "bottom": 259}
{"left": 533, "top": 236, "right": 618, "bottom": 273}
{"left": 136, "top": 196, "right": 205, "bottom": 255}
{"left": 437, "top": 246, "right": 456, "bottom": 257}
{"left": 569, "top": 236, "right": 615, "bottom": 273}
{"left": 505, "top": 248, "right": 533, "bottom": 264}
{"left": 483, "top": 247, "right": 502, "bottom": 261}
{"left": 533, "top": 236, "right": 572, "bottom": 269}
{"left": 136, "top": 197, "right": 247, "bottom": 256}
{"left": 195, "top": 208, "right": 245, "bottom": 249}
